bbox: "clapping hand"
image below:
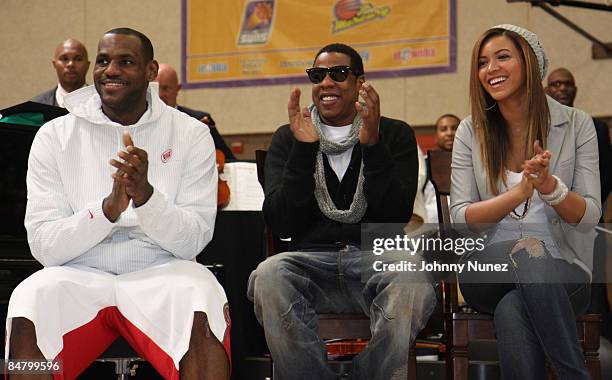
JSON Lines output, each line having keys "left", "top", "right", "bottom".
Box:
{"left": 523, "top": 140, "right": 556, "bottom": 194}
{"left": 356, "top": 82, "right": 381, "bottom": 145}
{"left": 102, "top": 167, "right": 130, "bottom": 222}
{"left": 288, "top": 88, "right": 318, "bottom": 143}
{"left": 109, "top": 132, "right": 154, "bottom": 207}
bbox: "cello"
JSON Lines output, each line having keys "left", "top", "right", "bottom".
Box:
{"left": 201, "top": 115, "right": 231, "bottom": 209}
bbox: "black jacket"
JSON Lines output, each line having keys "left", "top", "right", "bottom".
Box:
{"left": 177, "top": 105, "right": 235, "bottom": 160}
{"left": 594, "top": 118, "right": 611, "bottom": 205}
{"left": 263, "top": 116, "right": 418, "bottom": 250}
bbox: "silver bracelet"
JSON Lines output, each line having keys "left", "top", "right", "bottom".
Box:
{"left": 539, "top": 175, "right": 568, "bottom": 206}
{"left": 539, "top": 175, "right": 562, "bottom": 201}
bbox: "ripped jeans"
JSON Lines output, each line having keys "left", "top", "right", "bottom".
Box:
{"left": 458, "top": 238, "right": 591, "bottom": 380}
{"left": 247, "top": 247, "right": 436, "bottom": 380}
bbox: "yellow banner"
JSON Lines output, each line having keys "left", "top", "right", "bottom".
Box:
{"left": 182, "top": 0, "right": 455, "bottom": 87}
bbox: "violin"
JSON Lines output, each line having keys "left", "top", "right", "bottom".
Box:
{"left": 216, "top": 149, "right": 231, "bottom": 208}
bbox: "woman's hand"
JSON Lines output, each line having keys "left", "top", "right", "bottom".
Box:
{"left": 517, "top": 172, "right": 535, "bottom": 201}
{"left": 464, "top": 173, "right": 534, "bottom": 224}
{"left": 523, "top": 140, "right": 556, "bottom": 194}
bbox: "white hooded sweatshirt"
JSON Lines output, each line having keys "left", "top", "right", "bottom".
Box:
{"left": 25, "top": 84, "right": 218, "bottom": 274}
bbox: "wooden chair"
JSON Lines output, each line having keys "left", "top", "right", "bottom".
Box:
{"left": 427, "top": 149, "right": 602, "bottom": 380}
{"left": 255, "top": 150, "right": 416, "bottom": 379}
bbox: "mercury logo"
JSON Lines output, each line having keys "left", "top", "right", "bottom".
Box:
{"left": 332, "top": 0, "right": 390, "bottom": 34}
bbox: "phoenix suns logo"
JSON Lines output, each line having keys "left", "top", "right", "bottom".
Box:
{"left": 237, "top": 1, "right": 275, "bottom": 46}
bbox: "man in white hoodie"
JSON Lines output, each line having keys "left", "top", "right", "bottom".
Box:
{"left": 6, "top": 28, "right": 230, "bottom": 379}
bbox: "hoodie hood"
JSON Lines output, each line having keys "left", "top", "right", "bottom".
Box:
{"left": 63, "top": 82, "right": 164, "bottom": 127}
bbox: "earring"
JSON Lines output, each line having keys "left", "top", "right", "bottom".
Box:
{"left": 485, "top": 101, "right": 497, "bottom": 111}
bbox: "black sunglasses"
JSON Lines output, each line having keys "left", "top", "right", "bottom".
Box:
{"left": 306, "top": 66, "right": 360, "bottom": 84}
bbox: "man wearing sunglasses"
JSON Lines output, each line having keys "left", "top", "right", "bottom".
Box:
{"left": 248, "top": 43, "right": 436, "bottom": 380}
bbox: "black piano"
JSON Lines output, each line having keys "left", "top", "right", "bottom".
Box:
{"left": 0, "top": 119, "right": 41, "bottom": 282}
{"left": 0, "top": 130, "right": 36, "bottom": 349}
{"left": 0, "top": 101, "right": 68, "bottom": 272}
{"left": 0, "top": 121, "right": 41, "bottom": 275}
{"left": 0, "top": 103, "right": 68, "bottom": 358}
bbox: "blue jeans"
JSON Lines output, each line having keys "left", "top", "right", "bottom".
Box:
{"left": 458, "top": 239, "right": 591, "bottom": 380}
{"left": 247, "top": 247, "right": 436, "bottom": 380}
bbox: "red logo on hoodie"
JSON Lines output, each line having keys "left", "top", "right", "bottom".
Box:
{"left": 161, "top": 149, "right": 172, "bottom": 163}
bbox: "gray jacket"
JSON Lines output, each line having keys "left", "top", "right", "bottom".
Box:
{"left": 31, "top": 87, "right": 59, "bottom": 106}
{"left": 450, "top": 96, "right": 601, "bottom": 273}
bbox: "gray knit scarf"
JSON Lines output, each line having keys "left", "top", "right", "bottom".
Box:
{"left": 309, "top": 104, "right": 367, "bottom": 224}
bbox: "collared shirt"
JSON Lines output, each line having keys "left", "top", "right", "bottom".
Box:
{"left": 55, "top": 84, "right": 89, "bottom": 107}
{"left": 54, "top": 83, "right": 74, "bottom": 108}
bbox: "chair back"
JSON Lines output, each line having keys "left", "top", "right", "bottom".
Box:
{"left": 427, "top": 149, "right": 461, "bottom": 312}
{"left": 427, "top": 150, "right": 452, "bottom": 228}
{"left": 255, "top": 150, "right": 267, "bottom": 189}
{"left": 255, "top": 150, "right": 287, "bottom": 256}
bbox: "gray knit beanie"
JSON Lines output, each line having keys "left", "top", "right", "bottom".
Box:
{"left": 492, "top": 24, "right": 549, "bottom": 80}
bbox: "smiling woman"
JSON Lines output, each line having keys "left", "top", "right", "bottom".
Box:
{"left": 450, "top": 24, "right": 600, "bottom": 380}
{"left": 477, "top": 36, "right": 525, "bottom": 106}
{"left": 468, "top": 25, "right": 550, "bottom": 191}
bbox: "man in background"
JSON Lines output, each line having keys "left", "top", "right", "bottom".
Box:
{"left": 433, "top": 114, "right": 459, "bottom": 153}
{"left": 545, "top": 67, "right": 611, "bottom": 202}
{"left": 423, "top": 113, "right": 460, "bottom": 223}
{"left": 31, "top": 39, "right": 90, "bottom": 107}
{"left": 155, "top": 63, "right": 235, "bottom": 159}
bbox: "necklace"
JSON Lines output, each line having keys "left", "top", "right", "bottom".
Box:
{"left": 510, "top": 197, "right": 531, "bottom": 220}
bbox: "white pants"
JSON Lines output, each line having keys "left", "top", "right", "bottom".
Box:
{"left": 5, "top": 260, "right": 230, "bottom": 379}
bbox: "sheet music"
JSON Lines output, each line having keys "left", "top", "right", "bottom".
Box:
{"left": 220, "top": 162, "right": 264, "bottom": 211}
